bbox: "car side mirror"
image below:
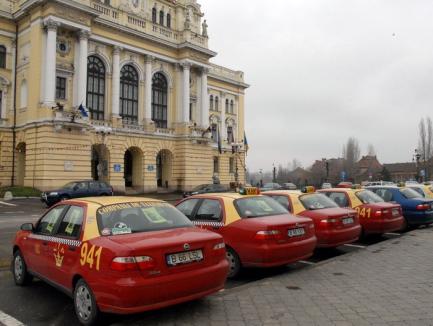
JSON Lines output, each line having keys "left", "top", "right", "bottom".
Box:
{"left": 20, "top": 223, "right": 34, "bottom": 232}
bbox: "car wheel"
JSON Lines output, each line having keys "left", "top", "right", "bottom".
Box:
{"left": 226, "top": 248, "right": 241, "bottom": 278}
{"left": 74, "top": 279, "right": 99, "bottom": 326}
{"left": 13, "top": 250, "right": 33, "bottom": 286}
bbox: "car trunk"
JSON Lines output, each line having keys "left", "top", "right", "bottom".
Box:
{"left": 301, "top": 208, "right": 358, "bottom": 229}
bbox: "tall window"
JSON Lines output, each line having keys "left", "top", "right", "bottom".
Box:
{"left": 152, "top": 8, "right": 157, "bottom": 23}
{"left": 20, "top": 79, "right": 27, "bottom": 108}
{"left": 213, "top": 157, "right": 219, "bottom": 174}
{"left": 152, "top": 72, "right": 168, "bottom": 128}
{"left": 120, "top": 65, "right": 139, "bottom": 122}
{"left": 0, "top": 91, "right": 2, "bottom": 119}
{"left": 211, "top": 123, "right": 217, "bottom": 141}
{"left": 87, "top": 56, "right": 106, "bottom": 121}
{"left": 230, "top": 100, "right": 234, "bottom": 114}
{"left": 189, "top": 102, "right": 193, "bottom": 121}
{"left": 215, "top": 96, "right": 219, "bottom": 111}
{"left": 227, "top": 126, "right": 234, "bottom": 143}
{"left": 229, "top": 157, "right": 235, "bottom": 174}
{"left": 209, "top": 95, "right": 214, "bottom": 111}
{"left": 0, "top": 46, "right": 5, "bottom": 69}
{"left": 56, "top": 76, "right": 66, "bottom": 100}
{"left": 225, "top": 99, "right": 229, "bottom": 113}
{"left": 167, "top": 13, "right": 171, "bottom": 28}
{"left": 159, "top": 10, "right": 164, "bottom": 25}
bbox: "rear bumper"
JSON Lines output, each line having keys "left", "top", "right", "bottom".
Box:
{"left": 93, "top": 259, "right": 228, "bottom": 314}
{"left": 362, "top": 216, "right": 405, "bottom": 234}
{"left": 316, "top": 225, "right": 361, "bottom": 248}
{"left": 404, "top": 211, "right": 433, "bottom": 225}
{"left": 242, "top": 236, "right": 317, "bottom": 268}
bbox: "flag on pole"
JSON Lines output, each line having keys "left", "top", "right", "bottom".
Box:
{"left": 78, "top": 104, "right": 89, "bottom": 118}
{"left": 244, "top": 131, "right": 249, "bottom": 155}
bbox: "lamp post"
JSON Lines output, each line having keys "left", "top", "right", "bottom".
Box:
{"left": 272, "top": 163, "right": 276, "bottom": 183}
{"left": 413, "top": 149, "right": 421, "bottom": 182}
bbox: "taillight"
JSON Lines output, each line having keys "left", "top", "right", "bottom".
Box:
{"left": 416, "top": 204, "right": 430, "bottom": 211}
{"left": 111, "top": 256, "right": 155, "bottom": 271}
{"left": 255, "top": 230, "right": 282, "bottom": 240}
{"left": 320, "top": 218, "right": 338, "bottom": 225}
{"left": 213, "top": 242, "right": 225, "bottom": 250}
{"left": 374, "top": 210, "right": 382, "bottom": 217}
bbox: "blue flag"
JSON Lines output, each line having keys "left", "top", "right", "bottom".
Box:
{"left": 244, "top": 131, "right": 249, "bottom": 155}
{"left": 78, "top": 104, "right": 88, "bottom": 118}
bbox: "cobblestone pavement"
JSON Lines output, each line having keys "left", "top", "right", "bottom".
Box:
{"left": 118, "top": 227, "right": 433, "bottom": 326}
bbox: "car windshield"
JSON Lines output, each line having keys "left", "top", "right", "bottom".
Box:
{"left": 356, "top": 190, "right": 384, "bottom": 204}
{"left": 62, "top": 182, "right": 78, "bottom": 189}
{"left": 299, "top": 194, "right": 338, "bottom": 210}
{"left": 96, "top": 202, "right": 193, "bottom": 235}
{"left": 191, "top": 184, "right": 210, "bottom": 191}
{"left": 399, "top": 188, "right": 423, "bottom": 199}
{"left": 234, "top": 196, "right": 287, "bottom": 218}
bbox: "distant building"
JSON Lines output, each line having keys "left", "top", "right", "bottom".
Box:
{"left": 354, "top": 155, "right": 382, "bottom": 183}
{"left": 288, "top": 167, "right": 312, "bottom": 187}
{"left": 382, "top": 163, "right": 417, "bottom": 182}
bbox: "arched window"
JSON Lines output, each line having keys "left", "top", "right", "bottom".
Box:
{"left": 215, "top": 96, "right": 219, "bottom": 111}
{"left": 120, "top": 65, "right": 139, "bottom": 122}
{"left": 152, "top": 8, "right": 157, "bottom": 23}
{"left": 225, "top": 99, "right": 229, "bottom": 113}
{"left": 87, "top": 56, "right": 106, "bottom": 120}
{"left": 20, "top": 79, "right": 27, "bottom": 108}
{"left": 209, "top": 95, "right": 214, "bottom": 111}
{"left": 167, "top": 13, "right": 171, "bottom": 28}
{"left": 159, "top": 10, "right": 164, "bottom": 25}
{"left": 0, "top": 46, "right": 6, "bottom": 69}
{"left": 152, "top": 72, "right": 168, "bottom": 128}
{"left": 230, "top": 100, "right": 234, "bottom": 114}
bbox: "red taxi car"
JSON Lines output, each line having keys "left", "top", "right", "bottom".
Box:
{"left": 175, "top": 189, "right": 317, "bottom": 278}
{"left": 264, "top": 188, "right": 361, "bottom": 248}
{"left": 12, "top": 197, "right": 228, "bottom": 325}
{"left": 319, "top": 188, "right": 404, "bottom": 235}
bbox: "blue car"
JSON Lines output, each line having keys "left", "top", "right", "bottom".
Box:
{"left": 41, "top": 180, "right": 113, "bottom": 206}
{"left": 366, "top": 186, "right": 433, "bottom": 228}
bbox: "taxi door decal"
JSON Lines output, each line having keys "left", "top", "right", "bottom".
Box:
{"left": 348, "top": 192, "right": 363, "bottom": 208}
{"left": 292, "top": 197, "right": 306, "bottom": 215}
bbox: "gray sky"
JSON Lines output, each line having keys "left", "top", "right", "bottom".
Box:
{"left": 199, "top": 0, "right": 433, "bottom": 171}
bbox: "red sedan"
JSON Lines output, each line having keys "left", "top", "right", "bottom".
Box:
{"left": 319, "top": 188, "right": 404, "bottom": 234}
{"left": 12, "top": 197, "right": 228, "bottom": 325}
{"left": 264, "top": 190, "right": 361, "bottom": 248}
{"left": 176, "top": 190, "right": 317, "bottom": 278}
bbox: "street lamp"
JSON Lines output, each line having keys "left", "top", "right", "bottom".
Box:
{"left": 413, "top": 149, "right": 422, "bottom": 182}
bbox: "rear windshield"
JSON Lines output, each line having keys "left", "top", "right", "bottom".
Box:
{"left": 356, "top": 190, "right": 384, "bottom": 204}
{"left": 234, "top": 196, "right": 287, "bottom": 218}
{"left": 399, "top": 188, "right": 423, "bottom": 199}
{"left": 96, "top": 202, "right": 192, "bottom": 235}
{"left": 409, "top": 187, "right": 425, "bottom": 197}
{"left": 299, "top": 193, "right": 338, "bottom": 210}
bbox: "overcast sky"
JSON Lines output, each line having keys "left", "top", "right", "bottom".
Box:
{"left": 199, "top": 0, "right": 433, "bottom": 172}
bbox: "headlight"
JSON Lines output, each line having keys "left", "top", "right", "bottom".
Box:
{"left": 49, "top": 192, "right": 58, "bottom": 196}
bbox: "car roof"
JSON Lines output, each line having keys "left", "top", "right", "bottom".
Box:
{"left": 191, "top": 192, "right": 261, "bottom": 200}
{"left": 70, "top": 196, "right": 163, "bottom": 206}
{"left": 262, "top": 190, "right": 304, "bottom": 197}
{"left": 320, "top": 187, "right": 356, "bottom": 193}
{"left": 366, "top": 185, "right": 399, "bottom": 189}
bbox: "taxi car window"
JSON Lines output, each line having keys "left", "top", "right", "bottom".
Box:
{"left": 373, "top": 189, "right": 393, "bottom": 202}
{"left": 97, "top": 202, "right": 193, "bottom": 235}
{"left": 356, "top": 190, "right": 384, "bottom": 204}
{"left": 409, "top": 187, "right": 425, "bottom": 197}
{"left": 400, "top": 188, "right": 423, "bottom": 199}
{"left": 195, "top": 199, "right": 222, "bottom": 221}
{"left": 269, "top": 195, "right": 291, "bottom": 211}
{"left": 89, "top": 181, "right": 99, "bottom": 190}
{"left": 56, "top": 206, "right": 84, "bottom": 239}
{"left": 299, "top": 194, "right": 338, "bottom": 210}
{"left": 176, "top": 199, "right": 200, "bottom": 218}
{"left": 234, "top": 196, "right": 287, "bottom": 218}
{"left": 35, "top": 206, "right": 67, "bottom": 235}
{"left": 327, "top": 192, "right": 349, "bottom": 207}
{"left": 76, "top": 182, "right": 88, "bottom": 190}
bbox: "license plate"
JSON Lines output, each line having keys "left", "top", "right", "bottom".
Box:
{"left": 166, "top": 250, "right": 203, "bottom": 266}
{"left": 392, "top": 208, "right": 400, "bottom": 217}
{"left": 288, "top": 227, "right": 305, "bottom": 237}
{"left": 342, "top": 217, "right": 354, "bottom": 225}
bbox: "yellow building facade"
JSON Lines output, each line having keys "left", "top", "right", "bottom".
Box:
{"left": 0, "top": 0, "right": 248, "bottom": 193}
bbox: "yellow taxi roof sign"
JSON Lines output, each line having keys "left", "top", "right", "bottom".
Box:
{"left": 301, "top": 186, "right": 316, "bottom": 193}
{"left": 239, "top": 187, "right": 260, "bottom": 195}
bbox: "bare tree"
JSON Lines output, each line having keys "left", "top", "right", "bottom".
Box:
{"left": 342, "top": 137, "right": 361, "bottom": 180}
{"left": 418, "top": 117, "right": 433, "bottom": 179}
{"left": 367, "top": 143, "right": 376, "bottom": 156}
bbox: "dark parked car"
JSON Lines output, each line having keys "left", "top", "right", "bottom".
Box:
{"left": 260, "top": 183, "right": 282, "bottom": 191}
{"left": 183, "top": 184, "right": 229, "bottom": 198}
{"left": 281, "top": 182, "right": 297, "bottom": 190}
{"left": 41, "top": 180, "right": 113, "bottom": 206}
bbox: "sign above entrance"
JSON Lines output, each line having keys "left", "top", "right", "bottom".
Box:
{"left": 113, "top": 164, "right": 122, "bottom": 173}
{"left": 147, "top": 165, "right": 155, "bottom": 172}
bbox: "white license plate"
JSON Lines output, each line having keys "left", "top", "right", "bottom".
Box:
{"left": 288, "top": 227, "right": 305, "bottom": 237}
{"left": 166, "top": 250, "right": 203, "bottom": 266}
{"left": 392, "top": 209, "right": 400, "bottom": 217}
{"left": 342, "top": 217, "right": 354, "bottom": 225}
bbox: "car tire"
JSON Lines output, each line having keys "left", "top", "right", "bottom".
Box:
{"left": 226, "top": 247, "right": 241, "bottom": 278}
{"left": 74, "top": 279, "right": 99, "bottom": 326}
{"left": 13, "top": 250, "right": 33, "bottom": 286}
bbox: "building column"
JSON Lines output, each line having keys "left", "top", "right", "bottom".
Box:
{"left": 220, "top": 92, "right": 226, "bottom": 143}
{"left": 200, "top": 68, "right": 209, "bottom": 128}
{"left": 111, "top": 46, "right": 121, "bottom": 117}
{"left": 77, "top": 30, "right": 89, "bottom": 106}
{"left": 181, "top": 62, "right": 191, "bottom": 123}
{"left": 144, "top": 55, "right": 153, "bottom": 123}
{"left": 43, "top": 19, "right": 59, "bottom": 106}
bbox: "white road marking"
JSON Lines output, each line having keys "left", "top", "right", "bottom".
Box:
{"left": 0, "top": 310, "right": 25, "bottom": 326}
{"left": 298, "top": 260, "right": 316, "bottom": 265}
{"left": 0, "top": 201, "right": 17, "bottom": 207}
{"left": 384, "top": 232, "right": 401, "bottom": 236}
{"left": 343, "top": 243, "right": 367, "bottom": 249}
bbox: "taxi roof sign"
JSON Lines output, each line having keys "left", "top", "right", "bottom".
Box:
{"left": 351, "top": 184, "right": 362, "bottom": 189}
{"left": 301, "top": 186, "right": 316, "bottom": 194}
{"left": 239, "top": 187, "right": 260, "bottom": 195}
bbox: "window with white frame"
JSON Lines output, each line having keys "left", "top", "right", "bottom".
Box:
{"left": 56, "top": 76, "right": 66, "bottom": 100}
{"left": 225, "top": 99, "right": 229, "bottom": 113}
{"left": 215, "top": 96, "right": 219, "bottom": 111}
{"left": 209, "top": 95, "right": 214, "bottom": 111}
{"left": 227, "top": 126, "right": 234, "bottom": 144}
{"left": 230, "top": 100, "right": 234, "bottom": 114}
